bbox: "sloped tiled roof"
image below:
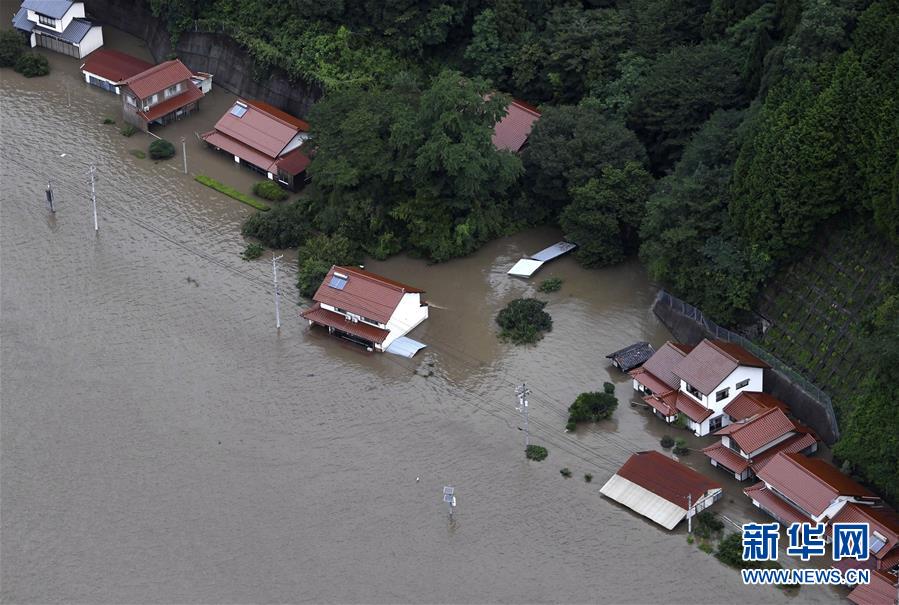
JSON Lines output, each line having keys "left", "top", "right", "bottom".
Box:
{"left": 209, "top": 99, "right": 304, "bottom": 159}
{"left": 22, "top": 0, "right": 73, "bottom": 18}
{"left": 607, "top": 341, "right": 654, "bottom": 372}
{"left": 724, "top": 391, "right": 789, "bottom": 420}
{"left": 715, "top": 407, "right": 798, "bottom": 454}
{"left": 847, "top": 570, "right": 898, "bottom": 605}
{"left": 830, "top": 503, "right": 899, "bottom": 560}
{"left": 123, "top": 60, "right": 195, "bottom": 99}
{"left": 32, "top": 18, "right": 93, "bottom": 43}
{"left": 675, "top": 392, "right": 713, "bottom": 423}
{"left": 138, "top": 85, "right": 203, "bottom": 122}
{"left": 274, "top": 147, "right": 311, "bottom": 176}
{"left": 12, "top": 7, "right": 33, "bottom": 31}
{"left": 744, "top": 481, "right": 813, "bottom": 525}
{"left": 628, "top": 367, "right": 672, "bottom": 396}
{"left": 312, "top": 266, "right": 423, "bottom": 325}
{"left": 642, "top": 341, "right": 692, "bottom": 390}
{"left": 81, "top": 49, "right": 153, "bottom": 83}
{"left": 616, "top": 451, "right": 721, "bottom": 507}
{"left": 674, "top": 339, "right": 769, "bottom": 395}
{"left": 749, "top": 432, "right": 818, "bottom": 474}
{"left": 642, "top": 391, "right": 678, "bottom": 417}
{"left": 492, "top": 99, "right": 540, "bottom": 152}
{"left": 703, "top": 443, "right": 751, "bottom": 474}
{"left": 300, "top": 303, "right": 390, "bottom": 344}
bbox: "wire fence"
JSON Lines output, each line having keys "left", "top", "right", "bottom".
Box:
{"left": 654, "top": 290, "right": 837, "bottom": 430}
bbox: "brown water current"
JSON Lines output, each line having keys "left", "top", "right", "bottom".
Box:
{"left": 1, "top": 34, "right": 846, "bottom": 604}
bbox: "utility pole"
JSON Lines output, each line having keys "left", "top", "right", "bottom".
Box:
{"left": 89, "top": 164, "right": 98, "bottom": 232}
{"left": 181, "top": 137, "right": 187, "bottom": 174}
{"left": 687, "top": 493, "right": 692, "bottom": 534}
{"left": 272, "top": 254, "right": 283, "bottom": 330}
{"left": 46, "top": 179, "right": 55, "bottom": 213}
{"left": 516, "top": 383, "right": 530, "bottom": 448}
{"left": 443, "top": 486, "right": 456, "bottom": 519}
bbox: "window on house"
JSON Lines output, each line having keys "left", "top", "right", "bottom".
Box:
{"left": 163, "top": 83, "right": 181, "bottom": 98}
{"left": 328, "top": 273, "right": 348, "bottom": 290}
{"left": 716, "top": 387, "right": 730, "bottom": 402}
{"left": 709, "top": 416, "right": 723, "bottom": 432}
{"left": 685, "top": 383, "right": 703, "bottom": 399}
{"left": 37, "top": 14, "right": 55, "bottom": 27}
{"left": 149, "top": 94, "right": 159, "bottom": 105}
{"left": 229, "top": 102, "right": 248, "bottom": 117}
{"left": 736, "top": 379, "right": 750, "bottom": 390}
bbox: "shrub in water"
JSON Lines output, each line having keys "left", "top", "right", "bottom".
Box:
{"left": 603, "top": 381, "right": 615, "bottom": 394}
{"left": 584, "top": 473, "right": 593, "bottom": 483}
{"left": 0, "top": 31, "right": 25, "bottom": 67}
{"left": 660, "top": 435, "right": 675, "bottom": 448}
{"left": 121, "top": 124, "right": 138, "bottom": 137}
{"left": 525, "top": 445, "right": 548, "bottom": 461}
{"left": 537, "top": 277, "right": 562, "bottom": 293}
{"left": 495, "top": 298, "right": 552, "bottom": 345}
{"left": 694, "top": 511, "right": 724, "bottom": 539}
{"left": 149, "top": 139, "right": 176, "bottom": 160}
{"left": 103, "top": 117, "right": 116, "bottom": 125}
{"left": 565, "top": 420, "right": 576, "bottom": 432}
{"left": 673, "top": 438, "right": 689, "bottom": 456}
{"left": 242, "top": 243, "right": 264, "bottom": 261}
{"left": 567, "top": 390, "right": 619, "bottom": 429}
{"left": 242, "top": 201, "right": 313, "bottom": 248}
{"left": 560, "top": 467, "right": 572, "bottom": 478}
{"left": 14, "top": 53, "right": 49, "bottom": 77}
{"left": 128, "top": 149, "right": 146, "bottom": 159}
{"left": 253, "top": 180, "right": 288, "bottom": 201}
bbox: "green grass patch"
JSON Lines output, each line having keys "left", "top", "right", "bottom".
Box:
{"left": 253, "top": 180, "right": 288, "bottom": 201}
{"left": 103, "top": 117, "right": 116, "bottom": 125}
{"left": 128, "top": 149, "right": 146, "bottom": 159}
{"left": 195, "top": 175, "right": 270, "bottom": 211}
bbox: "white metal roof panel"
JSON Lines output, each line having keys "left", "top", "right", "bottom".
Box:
{"left": 599, "top": 474, "right": 687, "bottom": 530}
{"left": 530, "top": 241, "right": 577, "bottom": 262}
{"left": 385, "top": 336, "right": 427, "bottom": 358}
{"left": 507, "top": 258, "right": 544, "bottom": 277}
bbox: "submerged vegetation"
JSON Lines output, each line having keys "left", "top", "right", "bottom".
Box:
{"left": 525, "top": 445, "right": 548, "bottom": 461}
{"left": 14, "top": 53, "right": 49, "bottom": 78}
{"left": 253, "top": 180, "right": 288, "bottom": 201}
{"left": 195, "top": 175, "right": 270, "bottom": 211}
{"left": 496, "top": 298, "right": 552, "bottom": 345}
{"left": 567, "top": 384, "right": 619, "bottom": 429}
{"left": 537, "top": 277, "right": 562, "bottom": 293}
{"left": 149, "top": 139, "right": 176, "bottom": 160}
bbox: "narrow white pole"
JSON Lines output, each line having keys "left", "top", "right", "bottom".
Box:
{"left": 272, "top": 254, "right": 283, "bottom": 330}
{"left": 89, "top": 165, "right": 98, "bottom": 232}
{"left": 688, "top": 493, "right": 692, "bottom": 533}
{"left": 517, "top": 383, "right": 530, "bottom": 448}
{"left": 46, "top": 179, "right": 54, "bottom": 212}
{"left": 181, "top": 137, "right": 188, "bottom": 174}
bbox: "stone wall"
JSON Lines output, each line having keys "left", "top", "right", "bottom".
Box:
{"left": 86, "top": 0, "right": 321, "bottom": 117}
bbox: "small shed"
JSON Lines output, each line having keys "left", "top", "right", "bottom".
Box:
{"left": 600, "top": 451, "right": 723, "bottom": 530}
{"left": 607, "top": 341, "right": 655, "bottom": 372}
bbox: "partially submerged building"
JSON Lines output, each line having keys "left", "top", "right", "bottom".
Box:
{"left": 847, "top": 570, "right": 898, "bottom": 605}
{"left": 599, "top": 451, "right": 723, "bottom": 530}
{"left": 80, "top": 49, "right": 152, "bottom": 94}
{"left": 119, "top": 59, "right": 203, "bottom": 131}
{"left": 202, "top": 99, "right": 311, "bottom": 191}
{"left": 607, "top": 342, "right": 655, "bottom": 372}
{"left": 492, "top": 99, "right": 541, "bottom": 153}
{"left": 12, "top": 0, "right": 103, "bottom": 59}
{"left": 301, "top": 266, "right": 428, "bottom": 354}
{"left": 830, "top": 503, "right": 899, "bottom": 573}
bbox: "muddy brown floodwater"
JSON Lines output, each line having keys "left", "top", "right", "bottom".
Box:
{"left": 1, "top": 30, "right": 846, "bottom": 605}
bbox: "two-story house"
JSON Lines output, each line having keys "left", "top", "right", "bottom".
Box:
{"left": 702, "top": 405, "right": 818, "bottom": 481}
{"left": 829, "top": 503, "right": 899, "bottom": 574}
{"left": 671, "top": 339, "right": 770, "bottom": 436}
{"left": 12, "top": 0, "right": 103, "bottom": 59}
{"left": 301, "top": 266, "right": 429, "bottom": 354}
{"left": 745, "top": 452, "right": 880, "bottom": 526}
{"left": 119, "top": 59, "right": 203, "bottom": 131}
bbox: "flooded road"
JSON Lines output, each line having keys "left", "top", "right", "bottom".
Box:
{"left": 1, "top": 35, "right": 845, "bottom": 604}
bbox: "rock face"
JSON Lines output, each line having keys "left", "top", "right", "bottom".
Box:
{"left": 86, "top": 0, "right": 322, "bottom": 117}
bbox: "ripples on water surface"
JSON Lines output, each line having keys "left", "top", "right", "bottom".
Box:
{"left": 0, "top": 45, "right": 844, "bottom": 604}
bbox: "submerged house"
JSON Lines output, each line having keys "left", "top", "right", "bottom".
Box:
{"left": 12, "top": 0, "right": 103, "bottom": 59}
{"left": 847, "top": 570, "right": 898, "bottom": 605}
{"left": 702, "top": 404, "right": 818, "bottom": 481}
{"left": 600, "top": 451, "right": 723, "bottom": 530}
{"left": 202, "top": 99, "right": 311, "bottom": 191}
{"left": 301, "top": 266, "right": 428, "bottom": 353}
{"left": 830, "top": 503, "right": 899, "bottom": 574}
{"left": 119, "top": 59, "right": 203, "bottom": 131}
{"left": 492, "top": 99, "right": 541, "bottom": 153}
{"left": 80, "top": 49, "right": 152, "bottom": 94}
{"left": 630, "top": 341, "right": 693, "bottom": 397}
{"left": 607, "top": 342, "right": 655, "bottom": 373}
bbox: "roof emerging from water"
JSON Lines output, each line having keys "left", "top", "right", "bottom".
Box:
{"left": 607, "top": 341, "right": 655, "bottom": 372}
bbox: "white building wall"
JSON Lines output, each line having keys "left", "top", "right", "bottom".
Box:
{"left": 77, "top": 26, "right": 104, "bottom": 59}
{"left": 61, "top": 4, "right": 85, "bottom": 30}
{"left": 280, "top": 132, "right": 309, "bottom": 156}
{"left": 383, "top": 293, "right": 428, "bottom": 350}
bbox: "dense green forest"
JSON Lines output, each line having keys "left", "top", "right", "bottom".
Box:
{"left": 151, "top": 0, "right": 898, "bottom": 501}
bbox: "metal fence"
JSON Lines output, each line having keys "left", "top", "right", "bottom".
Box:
{"left": 654, "top": 290, "right": 837, "bottom": 426}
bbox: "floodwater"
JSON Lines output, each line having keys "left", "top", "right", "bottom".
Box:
{"left": 1, "top": 31, "right": 846, "bottom": 604}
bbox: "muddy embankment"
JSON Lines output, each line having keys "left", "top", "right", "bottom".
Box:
{"left": 87, "top": 0, "right": 321, "bottom": 117}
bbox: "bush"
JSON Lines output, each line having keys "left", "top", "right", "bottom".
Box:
{"left": 673, "top": 438, "right": 689, "bottom": 456}
{"left": 584, "top": 473, "right": 593, "bottom": 483}
{"left": 242, "top": 201, "right": 312, "bottom": 248}
{"left": 14, "top": 53, "right": 49, "bottom": 77}
{"left": 0, "top": 31, "right": 25, "bottom": 67}
{"left": 297, "top": 234, "right": 361, "bottom": 297}
{"left": 694, "top": 511, "right": 724, "bottom": 539}
{"left": 102, "top": 117, "right": 116, "bottom": 125}
{"left": 149, "top": 139, "right": 176, "bottom": 160}
{"left": 603, "top": 381, "right": 615, "bottom": 395}
{"left": 253, "top": 180, "right": 288, "bottom": 201}
{"left": 525, "top": 445, "right": 548, "bottom": 461}
{"left": 565, "top": 420, "right": 576, "bottom": 432}
{"left": 196, "top": 175, "right": 270, "bottom": 211}
{"left": 567, "top": 390, "right": 618, "bottom": 428}
{"left": 538, "top": 277, "right": 562, "bottom": 293}
{"left": 121, "top": 125, "right": 138, "bottom": 137}
{"left": 560, "top": 467, "right": 572, "bottom": 478}
{"left": 660, "top": 435, "right": 675, "bottom": 448}
{"left": 715, "top": 532, "right": 743, "bottom": 567}
{"left": 242, "top": 243, "right": 264, "bottom": 260}
{"left": 495, "top": 298, "right": 552, "bottom": 344}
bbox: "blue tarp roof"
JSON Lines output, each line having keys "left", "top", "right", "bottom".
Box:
{"left": 21, "top": 0, "right": 73, "bottom": 19}
{"left": 33, "top": 18, "right": 93, "bottom": 43}
{"left": 12, "top": 7, "right": 33, "bottom": 32}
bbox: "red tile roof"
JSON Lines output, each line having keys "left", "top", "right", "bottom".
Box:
{"left": 756, "top": 453, "right": 877, "bottom": 518}
{"left": 203, "top": 130, "right": 277, "bottom": 172}
{"left": 138, "top": 85, "right": 203, "bottom": 122}
{"left": 492, "top": 99, "right": 540, "bottom": 152}
{"left": 703, "top": 443, "right": 751, "bottom": 474}
{"left": 880, "top": 547, "right": 899, "bottom": 570}
{"left": 642, "top": 341, "right": 692, "bottom": 390}
{"left": 246, "top": 99, "right": 309, "bottom": 131}
{"left": 749, "top": 432, "right": 818, "bottom": 474}
{"left": 300, "top": 303, "right": 390, "bottom": 344}
{"left": 830, "top": 503, "right": 899, "bottom": 560}
{"left": 628, "top": 367, "right": 673, "bottom": 396}
{"left": 744, "top": 481, "right": 813, "bottom": 525}
{"left": 724, "top": 391, "right": 789, "bottom": 420}
{"left": 616, "top": 451, "right": 721, "bottom": 507}
{"left": 715, "top": 407, "right": 799, "bottom": 454}
{"left": 123, "top": 59, "right": 195, "bottom": 99}
{"left": 312, "top": 266, "right": 424, "bottom": 325}
{"left": 675, "top": 392, "right": 713, "bottom": 423}
{"left": 205, "top": 99, "right": 307, "bottom": 165}
{"left": 674, "top": 339, "right": 769, "bottom": 395}
{"left": 275, "top": 147, "right": 311, "bottom": 176}
{"left": 642, "top": 390, "right": 678, "bottom": 417}
{"left": 847, "top": 570, "right": 898, "bottom": 605}
{"left": 80, "top": 49, "right": 153, "bottom": 83}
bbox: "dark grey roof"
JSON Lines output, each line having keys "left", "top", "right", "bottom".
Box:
{"left": 21, "top": 0, "right": 73, "bottom": 19}
{"left": 33, "top": 17, "right": 94, "bottom": 43}
{"left": 606, "top": 341, "right": 655, "bottom": 372}
{"left": 12, "top": 7, "right": 34, "bottom": 32}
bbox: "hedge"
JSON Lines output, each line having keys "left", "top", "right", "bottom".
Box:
{"left": 195, "top": 175, "right": 270, "bottom": 211}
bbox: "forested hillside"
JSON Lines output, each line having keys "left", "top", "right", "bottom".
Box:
{"left": 150, "top": 0, "right": 898, "bottom": 501}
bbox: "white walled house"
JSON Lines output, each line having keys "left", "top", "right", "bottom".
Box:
{"left": 12, "top": 1, "right": 103, "bottom": 59}
{"left": 301, "top": 266, "right": 428, "bottom": 353}
{"left": 671, "top": 339, "right": 769, "bottom": 436}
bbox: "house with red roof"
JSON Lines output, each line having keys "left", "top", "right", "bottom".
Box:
{"left": 745, "top": 452, "right": 880, "bottom": 527}
{"left": 702, "top": 405, "right": 818, "bottom": 481}
{"left": 847, "top": 570, "right": 898, "bottom": 605}
{"left": 202, "top": 99, "right": 311, "bottom": 191}
{"left": 80, "top": 49, "right": 152, "bottom": 95}
{"left": 300, "top": 266, "right": 428, "bottom": 354}
{"left": 492, "top": 99, "right": 541, "bottom": 153}
{"left": 119, "top": 59, "right": 203, "bottom": 131}
{"left": 600, "top": 451, "right": 723, "bottom": 530}
{"left": 829, "top": 503, "right": 899, "bottom": 574}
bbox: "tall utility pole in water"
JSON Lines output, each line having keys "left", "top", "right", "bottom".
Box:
{"left": 181, "top": 137, "right": 188, "bottom": 174}
{"left": 46, "top": 179, "right": 55, "bottom": 213}
{"left": 89, "top": 165, "right": 98, "bottom": 232}
{"left": 272, "top": 254, "right": 283, "bottom": 330}
{"left": 516, "top": 383, "right": 530, "bottom": 448}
